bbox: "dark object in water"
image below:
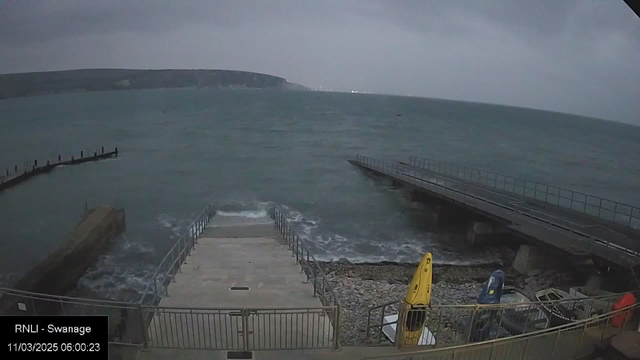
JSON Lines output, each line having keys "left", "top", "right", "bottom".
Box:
{"left": 477, "top": 270, "right": 505, "bottom": 304}
{"left": 396, "top": 113, "right": 402, "bottom": 116}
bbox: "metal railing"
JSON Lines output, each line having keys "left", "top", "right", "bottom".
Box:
{"left": 354, "top": 155, "right": 640, "bottom": 263}
{"left": 362, "top": 302, "right": 639, "bottom": 360}
{"left": 271, "top": 207, "right": 342, "bottom": 349}
{"left": 0, "top": 287, "right": 148, "bottom": 346}
{"left": 365, "top": 290, "right": 634, "bottom": 349}
{"left": 407, "top": 155, "right": 640, "bottom": 229}
{"left": 271, "top": 207, "right": 340, "bottom": 309}
{"left": 145, "top": 305, "right": 339, "bottom": 350}
{"left": 0, "top": 287, "right": 340, "bottom": 351}
{"left": 139, "top": 205, "right": 214, "bottom": 306}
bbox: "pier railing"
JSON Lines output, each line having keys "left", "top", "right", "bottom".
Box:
{"left": 407, "top": 155, "right": 640, "bottom": 230}
{"left": 365, "top": 290, "right": 637, "bottom": 349}
{"left": 362, "top": 301, "right": 640, "bottom": 360}
{"left": 354, "top": 155, "right": 640, "bottom": 264}
{"left": 139, "top": 204, "right": 214, "bottom": 306}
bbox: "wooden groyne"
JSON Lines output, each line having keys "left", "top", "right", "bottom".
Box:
{"left": 0, "top": 146, "right": 118, "bottom": 192}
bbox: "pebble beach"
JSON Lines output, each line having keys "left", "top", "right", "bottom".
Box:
{"left": 320, "top": 259, "right": 584, "bottom": 346}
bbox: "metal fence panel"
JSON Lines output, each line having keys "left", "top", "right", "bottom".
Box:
{"left": 364, "top": 291, "right": 630, "bottom": 349}
{"left": 362, "top": 302, "right": 639, "bottom": 360}
{"left": 143, "top": 306, "right": 338, "bottom": 351}
{"left": 1, "top": 287, "right": 340, "bottom": 351}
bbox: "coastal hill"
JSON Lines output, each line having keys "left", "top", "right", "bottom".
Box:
{"left": 0, "top": 68, "right": 309, "bottom": 99}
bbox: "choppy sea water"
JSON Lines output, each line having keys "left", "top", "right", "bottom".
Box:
{"left": 1, "top": 89, "right": 639, "bottom": 299}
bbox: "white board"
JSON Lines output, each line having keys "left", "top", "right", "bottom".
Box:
{"left": 381, "top": 314, "right": 436, "bottom": 346}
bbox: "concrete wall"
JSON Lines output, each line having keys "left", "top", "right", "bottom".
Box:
{"left": 1, "top": 206, "right": 126, "bottom": 314}
{"left": 512, "top": 244, "right": 554, "bottom": 275}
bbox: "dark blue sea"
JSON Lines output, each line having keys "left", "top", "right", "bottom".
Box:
{"left": 1, "top": 89, "right": 638, "bottom": 298}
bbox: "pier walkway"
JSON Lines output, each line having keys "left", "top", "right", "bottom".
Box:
{"left": 350, "top": 155, "right": 640, "bottom": 269}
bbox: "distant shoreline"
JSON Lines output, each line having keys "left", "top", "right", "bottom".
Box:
{"left": 0, "top": 68, "right": 309, "bottom": 100}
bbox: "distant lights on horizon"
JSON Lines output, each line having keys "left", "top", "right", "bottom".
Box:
{"left": 310, "top": 86, "right": 376, "bottom": 95}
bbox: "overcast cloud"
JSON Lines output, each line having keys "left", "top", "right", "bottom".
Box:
{"left": 0, "top": 0, "right": 638, "bottom": 124}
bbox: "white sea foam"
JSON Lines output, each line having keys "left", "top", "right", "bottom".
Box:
{"left": 216, "top": 209, "right": 268, "bottom": 219}
{"left": 281, "top": 207, "right": 501, "bottom": 265}
{"left": 157, "top": 213, "right": 186, "bottom": 238}
{"left": 76, "top": 235, "right": 157, "bottom": 300}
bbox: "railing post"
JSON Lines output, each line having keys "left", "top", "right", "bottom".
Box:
{"left": 395, "top": 306, "right": 406, "bottom": 348}
{"left": 522, "top": 337, "right": 532, "bottom": 359}
{"left": 312, "top": 267, "right": 318, "bottom": 297}
{"left": 333, "top": 304, "right": 341, "bottom": 351}
{"left": 171, "top": 248, "right": 177, "bottom": 279}
{"left": 292, "top": 236, "right": 296, "bottom": 257}
{"left": 242, "top": 309, "right": 250, "bottom": 352}
{"left": 488, "top": 341, "right": 496, "bottom": 359}
{"left": 466, "top": 304, "right": 480, "bottom": 343}
{"left": 572, "top": 321, "right": 589, "bottom": 359}
{"left": 153, "top": 277, "right": 159, "bottom": 299}
{"left": 549, "top": 326, "right": 562, "bottom": 359}
{"left": 138, "top": 304, "right": 149, "bottom": 350}
{"left": 183, "top": 236, "right": 189, "bottom": 264}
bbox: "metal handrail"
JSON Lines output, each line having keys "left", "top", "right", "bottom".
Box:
{"left": 0, "top": 286, "right": 136, "bottom": 307}
{"left": 407, "top": 155, "right": 640, "bottom": 229}
{"left": 365, "top": 290, "right": 639, "bottom": 347}
{"left": 353, "top": 154, "right": 640, "bottom": 263}
{"left": 270, "top": 207, "right": 340, "bottom": 308}
{"left": 139, "top": 204, "right": 214, "bottom": 305}
{"left": 361, "top": 302, "right": 640, "bottom": 360}
{"left": 270, "top": 207, "right": 342, "bottom": 349}
{"left": 368, "top": 290, "right": 640, "bottom": 311}
{"left": 1, "top": 287, "right": 341, "bottom": 350}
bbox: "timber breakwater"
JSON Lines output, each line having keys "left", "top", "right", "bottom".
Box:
{"left": 0, "top": 146, "right": 118, "bottom": 192}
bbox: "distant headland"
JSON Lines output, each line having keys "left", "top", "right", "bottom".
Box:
{"left": 0, "top": 68, "right": 309, "bottom": 99}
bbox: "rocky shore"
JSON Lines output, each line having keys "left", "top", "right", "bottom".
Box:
{"left": 319, "top": 260, "right": 585, "bottom": 346}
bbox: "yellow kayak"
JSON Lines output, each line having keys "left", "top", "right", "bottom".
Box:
{"left": 401, "top": 252, "right": 433, "bottom": 346}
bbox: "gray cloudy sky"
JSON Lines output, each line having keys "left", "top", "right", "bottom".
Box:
{"left": 0, "top": 0, "right": 638, "bottom": 124}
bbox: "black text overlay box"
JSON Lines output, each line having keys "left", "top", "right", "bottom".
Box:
{"left": 1, "top": 315, "right": 108, "bottom": 359}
